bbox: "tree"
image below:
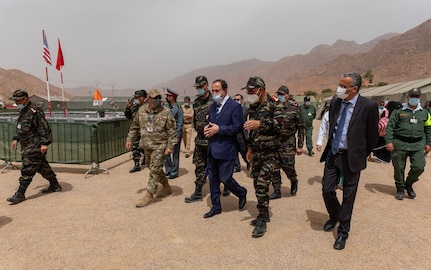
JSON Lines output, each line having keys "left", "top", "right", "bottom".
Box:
{"left": 304, "top": 90, "right": 318, "bottom": 97}
{"left": 363, "top": 69, "right": 374, "bottom": 83}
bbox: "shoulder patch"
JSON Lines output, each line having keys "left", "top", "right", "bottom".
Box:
{"left": 30, "top": 108, "right": 37, "bottom": 113}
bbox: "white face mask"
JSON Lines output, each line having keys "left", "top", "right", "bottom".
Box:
{"left": 212, "top": 94, "right": 223, "bottom": 103}
{"left": 133, "top": 99, "right": 140, "bottom": 105}
{"left": 336, "top": 86, "right": 349, "bottom": 100}
{"left": 247, "top": 94, "right": 259, "bottom": 104}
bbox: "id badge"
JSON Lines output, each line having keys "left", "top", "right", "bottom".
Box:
{"left": 410, "top": 118, "right": 418, "bottom": 124}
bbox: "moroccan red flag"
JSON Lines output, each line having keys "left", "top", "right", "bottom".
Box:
{"left": 56, "top": 38, "right": 64, "bottom": 71}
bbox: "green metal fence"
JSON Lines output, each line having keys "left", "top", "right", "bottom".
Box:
{"left": 0, "top": 117, "right": 131, "bottom": 165}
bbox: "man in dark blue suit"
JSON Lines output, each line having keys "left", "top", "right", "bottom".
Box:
{"left": 202, "top": 79, "right": 247, "bottom": 218}
{"left": 320, "top": 72, "right": 379, "bottom": 250}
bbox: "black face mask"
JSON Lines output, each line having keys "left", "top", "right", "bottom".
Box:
{"left": 166, "top": 97, "right": 170, "bottom": 103}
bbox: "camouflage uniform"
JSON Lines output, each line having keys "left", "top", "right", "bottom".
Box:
{"left": 271, "top": 100, "right": 305, "bottom": 195}
{"left": 126, "top": 100, "right": 177, "bottom": 195}
{"left": 125, "top": 100, "right": 146, "bottom": 170}
{"left": 7, "top": 91, "right": 61, "bottom": 204}
{"left": 191, "top": 93, "right": 212, "bottom": 190}
{"left": 247, "top": 93, "right": 283, "bottom": 216}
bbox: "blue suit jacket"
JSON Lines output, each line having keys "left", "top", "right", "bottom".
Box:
{"left": 207, "top": 97, "right": 244, "bottom": 160}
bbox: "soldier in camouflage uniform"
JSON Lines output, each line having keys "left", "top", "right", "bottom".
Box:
{"left": 269, "top": 86, "right": 305, "bottom": 199}
{"left": 299, "top": 96, "right": 317, "bottom": 156}
{"left": 185, "top": 75, "right": 214, "bottom": 203}
{"left": 126, "top": 89, "right": 177, "bottom": 208}
{"left": 7, "top": 90, "right": 62, "bottom": 204}
{"left": 125, "top": 90, "right": 147, "bottom": 173}
{"left": 242, "top": 77, "right": 284, "bottom": 238}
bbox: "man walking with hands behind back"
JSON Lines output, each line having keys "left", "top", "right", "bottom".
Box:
{"left": 7, "top": 90, "right": 62, "bottom": 204}
{"left": 202, "top": 79, "right": 247, "bottom": 218}
{"left": 320, "top": 73, "right": 379, "bottom": 250}
{"left": 385, "top": 88, "right": 431, "bottom": 200}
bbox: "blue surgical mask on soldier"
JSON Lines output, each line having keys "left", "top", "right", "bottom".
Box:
{"left": 196, "top": 88, "right": 205, "bottom": 96}
{"left": 184, "top": 103, "right": 190, "bottom": 107}
{"left": 278, "top": 95, "right": 286, "bottom": 103}
{"left": 152, "top": 98, "right": 162, "bottom": 107}
{"left": 408, "top": 97, "right": 420, "bottom": 107}
{"left": 133, "top": 99, "right": 140, "bottom": 105}
{"left": 305, "top": 101, "right": 311, "bottom": 106}
{"left": 212, "top": 94, "right": 223, "bottom": 103}
{"left": 336, "top": 86, "right": 349, "bottom": 100}
{"left": 16, "top": 104, "right": 25, "bottom": 110}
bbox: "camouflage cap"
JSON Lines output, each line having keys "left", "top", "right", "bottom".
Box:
{"left": 148, "top": 89, "right": 162, "bottom": 98}
{"left": 9, "top": 89, "right": 29, "bottom": 100}
{"left": 241, "top": 77, "right": 265, "bottom": 90}
{"left": 408, "top": 88, "right": 421, "bottom": 96}
{"left": 193, "top": 75, "right": 208, "bottom": 87}
{"left": 276, "top": 85, "right": 289, "bottom": 95}
{"left": 134, "top": 89, "right": 147, "bottom": 97}
{"left": 166, "top": 87, "right": 178, "bottom": 96}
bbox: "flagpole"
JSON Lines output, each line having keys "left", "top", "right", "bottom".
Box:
{"left": 45, "top": 61, "right": 52, "bottom": 117}
{"left": 60, "top": 66, "right": 66, "bottom": 117}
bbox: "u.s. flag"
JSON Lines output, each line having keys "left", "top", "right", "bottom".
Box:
{"left": 42, "top": 30, "right": 52, "bottom": 65}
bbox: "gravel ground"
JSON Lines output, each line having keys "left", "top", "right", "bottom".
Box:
{"left": 1, "top": 121, "right": 431, "bottom": 269}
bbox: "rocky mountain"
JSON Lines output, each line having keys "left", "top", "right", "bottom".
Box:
{"left": 0, "top": 68, "right": 70, "bottom": 103}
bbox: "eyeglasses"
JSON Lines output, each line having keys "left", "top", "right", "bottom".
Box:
{"left": 234, "top": 99, "right": 241, "bottom": 101}
{"left": 166, "top": 94, "right": 173, "bottom": 97}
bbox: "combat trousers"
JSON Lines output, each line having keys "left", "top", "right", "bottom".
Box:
{"left": 19, "top": 150, "right": 57, "bottom": 188}
{"left": 182, "top": 124, "right": 193, "bottom": 155}
{"left": 144, "top": 148, "right": 168, "bottom": 194}
{"left": 251, "top": 150, "right": 280, "bottom": 215}
{"left": 391, "top": 148, "right": 425, "bottom": 188}
{"left": 193, "top": 143, "right": 208, "bottom": 188}
{"left": 305, "top": 126, "right": 314, "bottom": 151}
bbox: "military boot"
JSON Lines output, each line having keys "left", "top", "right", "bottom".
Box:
{"left": 290, "top": 179, "right": 298, "bottom": 195}
{"left": 185, "top": 186, "right": 203, "bottom": 203}
{"left": 250, "top": 211, "right": 270, "bottom": 226}
{"left": 7, "top": 185, "right": 27, "bottom": 204}
{"left": 252, "top": 215, "right": 267, "bottom": 238}
{"left": 395, "top": 187, "right": 404, "bottom": 200}
{"left": 135, "top": 191, "right": 153, "bottom": 208}
{"left": 156, "top": 181, "right": 173, "bottom": 198}
{"left": 129, "top": 160, "right": 141, "bottom": 173}
{"left": 269, "top": 185, "right": 282, "bottom": 200}
{"left": 42, "top": 179, "right": 62, "bottom": 193}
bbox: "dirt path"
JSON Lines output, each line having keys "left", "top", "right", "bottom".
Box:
{"left": 1, "top": 121, "right": 430, "bottom": 269}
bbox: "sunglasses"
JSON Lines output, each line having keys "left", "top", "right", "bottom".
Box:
{"left": 234, "top": 99, "right": 241, "bottom": 101}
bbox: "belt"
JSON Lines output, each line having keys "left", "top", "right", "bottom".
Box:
{"left": 337, "top": 149, "right": 348, "bottom": 155}
{"left": 394, "top": 135, "right": 422, "bottom": 143}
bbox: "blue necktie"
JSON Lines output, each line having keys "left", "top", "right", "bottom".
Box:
{"left": 331, "top": 102, "right": 349, "bottom": 155}
{"left": 215, "top": 103, "right": 221, "bottom": 118}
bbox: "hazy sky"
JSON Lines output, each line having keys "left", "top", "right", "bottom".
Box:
{"left": 1, "top": 0, "right": 430, "bottom": 90}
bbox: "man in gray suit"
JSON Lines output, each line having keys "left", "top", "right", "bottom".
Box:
{"left": 320, "top": 72, "right": 379, "bottom": 250}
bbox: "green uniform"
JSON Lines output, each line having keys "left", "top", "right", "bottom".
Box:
{"left": 385, "top": 105, "right": 431, "bottom": 189}
{"left": 247, "top": 93, "right": 283, "bottom": 216}
{"left": 272, "top": 101, "right": 305, "bottom": 188}
{"left": 127, "top": 104, "right": 177, "bottom": 194}
{"left": 125, "top": 102, "right": 146, "bottom": 162}
{"left": 299, "top": 104, "right": 316, "bottom": 153}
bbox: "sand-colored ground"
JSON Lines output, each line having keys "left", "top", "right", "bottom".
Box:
{"left": 1, "top": 121, "right": 430, "bottom": 269}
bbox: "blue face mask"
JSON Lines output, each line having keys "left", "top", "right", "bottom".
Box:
{"left": 408, "top": 97, "right": 420, "bottom": 107}
{"left": 278, "top": 95, "right": 286, "bottom": 103}
{"left": 16, "top": 104, "right": 25, "bottom": 110}
{"left": 305, "top": 101, "right": 311, "bottom": 106}
{"left": 133, "top": 99, "right": 140, "bottom": 105}
{"left": 379, "top": 106, "right": 384, "bottom": 110}
{"left": 212, "top": 94, "right": 223, "bottom": 103}
{"left": 196, "top": 88, "right": 205, "bottom": 96}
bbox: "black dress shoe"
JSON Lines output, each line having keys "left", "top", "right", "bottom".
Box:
{"left": 222, "top": 188, "right": 230, "bottom": 197}
{"left": 165, "top": 172, "right": 170, "bottom": 176}
{"left": 239, "top": 190, "right": 247, "bottom": 210}
{"left": 203, "top": 210, "right": 221, "bottom": 218}
{"left": 290, "top": 180, "right": 298, "bottom": 195}
{"left": 252, "top": 218, "right": 267, "bottom": 237}
{"left": 405, "top": 185, "right": 416, "bottom": 198}
{"left": 234, "top": 168, "right": 241, "bottom": 173}
{"left": 334, "top": 236, "right": 347, "bottom": 250}
{"left": 323, "top": 219, "right": 337, "bottom": 231}
{"left": 395, "top": 189, "right": 404, "bottom": 200}
{"left": 168, "top": 175, "right": 178, "bottom": 179}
